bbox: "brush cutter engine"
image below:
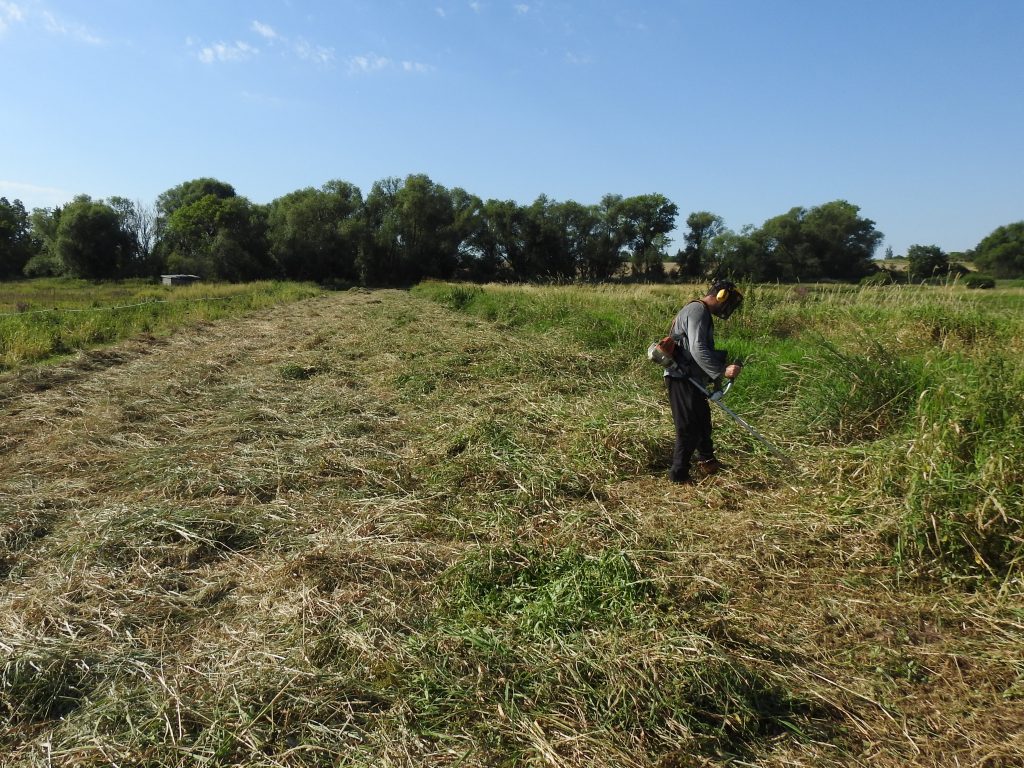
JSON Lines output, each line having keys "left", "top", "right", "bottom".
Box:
{"left": 646, "top": 338, "right": 680, "bottom": 371}
{"left": 649, "top": 340, "right": 733, "bottom": 401}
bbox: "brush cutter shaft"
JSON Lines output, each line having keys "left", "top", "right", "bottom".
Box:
{"left": 687, "top": 377, "right": 789, "bottom": 461}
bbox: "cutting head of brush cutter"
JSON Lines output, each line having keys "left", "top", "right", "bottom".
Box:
{"left": 709, "top": 378, "right": 733, "bottom": 401}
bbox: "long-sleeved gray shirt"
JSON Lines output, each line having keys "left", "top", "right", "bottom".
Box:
{"left": 665, "top": 300, "right": 726, "bottom": 383}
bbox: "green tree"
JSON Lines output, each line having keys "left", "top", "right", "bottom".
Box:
{"left": 553, "top": 200, "right": 601, "bottom": 280}
{"left": 906, "top": 244, "right": 949, "bottom": 281}
{"left": 358, "top": 174, "right": 460, "bottom": 284}
{"left": 725, "top": 200, "right": 883, "bottom": 282}
{"left": 580, "top": 194, "right": 629, "bottom": 281}
{"left": 714, "top": 226, "right": 771, "bottom": 281}
{"left": 678, "top": 211, "right": 725, "bottom": 278}
{"left": 55, "top": 196, "right": 134, "bottom": 279}
{"left": 460, "top": 198, "right": 504, "bottom": 280}
{"left": 800, "top": 200, "right": 882, "bottom": 280}
{"left": 972, "top": 221, "right": 1024, "bottom": 278}
{"left": 22, "top": 207, "right": 63, "bottom": 277}
{"left": 473, "top": 198, "right": 527, "bottom": 281}
{"left": 0, "top": 197, "right": 35, "bottom": 278}
{"left": 162, "top": 194, "right": 271, "bottom": 281}
{"left": 394, "top": 174, "right": 460, "bottom": 280}
{"left": 521, "top": 195, "right": 574, "bottom": 280}
{"left": 759, "top": 206, "right": 819, "bottom": 280}
{"left": 154, "top": 178, "right": 238, "bottom": 273}
{"left": 156, "top": 178, "right": 236, "bottom": 223}
{"left": 357, "top": 177, "right": 402, "bottom": 284}
{"left": 610, "top": 194, "right": 678, "bottom": 279}
{"left": 449, "top": 187, "right": 485, "bottom": 277}
{"left": 107, "top": 196, "right": 158, "bottom": 277}
{"left": 267, "top": 181, "right": 363, "bottom": 282}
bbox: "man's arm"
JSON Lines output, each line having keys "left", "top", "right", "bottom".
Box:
{"left": 682, "top": 304, "right": 726, "bottom": 381}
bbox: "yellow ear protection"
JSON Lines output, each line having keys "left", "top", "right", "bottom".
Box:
{"left": 710, "top": 281, "right": 743, "bottom": 319}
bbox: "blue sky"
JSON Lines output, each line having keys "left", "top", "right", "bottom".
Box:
{"left": 2, "top": 0, "right": 1021, "bottom": 256}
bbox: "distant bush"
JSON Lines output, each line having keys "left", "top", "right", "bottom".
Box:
{"left": 860, "top": 269, "right": 901, "bottom": 286}
{"left": 21, "top": 252, "right": 64, "bottom": 278}
{"left": 963, "top": 275, "right": 996, "bottom": 289}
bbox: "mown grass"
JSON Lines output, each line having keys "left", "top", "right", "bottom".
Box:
{"left": 2, "top": 284, "right": 1023, "bottom": 766}
{"left": 0, "top": 278, "right": 322, "bottom": 370}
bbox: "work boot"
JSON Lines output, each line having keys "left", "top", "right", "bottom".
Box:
{"left": 668, "top": 469, "right": 693, "bottom": 485}
{"left": 695, "top": 458, "right": 722, "bottom": 477}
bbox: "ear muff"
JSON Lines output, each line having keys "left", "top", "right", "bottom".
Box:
{"left": 712, "top": 283, "right": 743, "bottom": 319}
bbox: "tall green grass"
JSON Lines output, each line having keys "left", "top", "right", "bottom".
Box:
{"left": 0, "top": 279, "right": 322, "bottom": 370}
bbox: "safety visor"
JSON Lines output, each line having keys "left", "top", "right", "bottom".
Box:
{"left": 718, "top": 289, "right": 743, "bottom": 319}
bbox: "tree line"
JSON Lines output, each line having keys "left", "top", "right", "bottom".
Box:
{"left": 1, "top": 175, "right": 1022, "bottom": 284}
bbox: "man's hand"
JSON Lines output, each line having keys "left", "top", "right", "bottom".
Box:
{"left": 724, "top": 363, "right": 743, "bottom": 380}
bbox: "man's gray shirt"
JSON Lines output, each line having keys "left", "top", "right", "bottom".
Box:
{"left": 665, "top": 300, "right": 726, "bottom": 383}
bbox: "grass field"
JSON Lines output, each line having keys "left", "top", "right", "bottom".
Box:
{"left": 1, "top": 280, "right": 1022, "bottom": 766}
{"left": 0, "top": 279, "right": 322, "bottom": 370}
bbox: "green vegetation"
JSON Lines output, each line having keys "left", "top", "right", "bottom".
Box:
{"left": 2, "top": 283, "right": 1022, "bottom": 766}
{"left": 5, "top": 182, "right": 1023, "bottom": 286}
{"left": 0, "top": 279, "right": 321, "bottom": 369}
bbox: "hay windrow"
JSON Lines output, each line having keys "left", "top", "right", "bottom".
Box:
{"left": 2, "top": 285, "right": 1022, "bottom": 766}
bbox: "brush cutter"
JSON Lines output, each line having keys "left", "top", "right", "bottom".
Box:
{"left": 647, "top": 340, "right": 790, "bottom": 462}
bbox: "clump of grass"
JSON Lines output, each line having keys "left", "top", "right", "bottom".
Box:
{"left": 446, "top": 545, "right": 658, "bottom": 632}
{"left": 1, "top": 642, "right": 96, "bottom": 725}
{"left": 783, "top": 336, "right": 922, "bottom": 444}
{"left": 431, "top": 282, "right": 484, "bottom": 311}
{"left": 0, "top": 507, "right": 55, "bottom": 578}
{"left": 90, "top": 506, "right": 274, "bottom": 570}
{"left": 279, "top": 361, "right": 328, "bottom": 380}
{"left": 885, "top": 350, "right": 1024, "bottom": 581}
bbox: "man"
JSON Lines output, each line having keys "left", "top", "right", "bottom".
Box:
{"left": 664, "top": 280, "right": 743, "bottom": 484}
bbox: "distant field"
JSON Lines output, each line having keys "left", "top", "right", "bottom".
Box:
{"left": 0, "top": 279, "right": 322, "bottom": 370}
{"left": 2, "top": 281, "right": 1022, "bottom": 766}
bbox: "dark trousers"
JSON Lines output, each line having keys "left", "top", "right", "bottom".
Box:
{"left": 666, "top": 377, "right": 714, "bottom": 482}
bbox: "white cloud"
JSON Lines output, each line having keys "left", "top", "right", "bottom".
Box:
{"left": 41, "top": 9, "right": 104, "bottom": 45}
{"left": 515, "top": 4, "right": 529, "bottom": 14}
{"left": 346, "top": 53, "right": 433, "bottom": 76}
{"left": 251, "top": 20, "right": 278, "bottom": 40}
{"left": 469, "top": 2, "right": 482, "bottom": 13}
{"left": 565, "top": 51, "right": 592, "bottom": 66}
{"left": 198, "top": 40, "right": 258, "bottom": 64}
{"left": 1, "top": 3, "right": 103, "bottom": 43}
{"left": 348, "top": 53, "right": 391, "bottom": 74}
{"left": 0, "top": 2, "right": 25, "bottom": 34}
{"left": 0, "top": 180, "right": 69, "bottom": 208}
{"left": 435, "top": 7, "right": 446, "bottom": 18}
{"left": 295, "top": 38, "right": 334, "bottom": 64}
{"left": 402, "top": 60, "right": 433, "bottom": 73}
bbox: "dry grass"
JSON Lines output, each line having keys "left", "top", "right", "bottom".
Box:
{"left": 1, "top": 287, "right": 1022, "bottom": 766}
